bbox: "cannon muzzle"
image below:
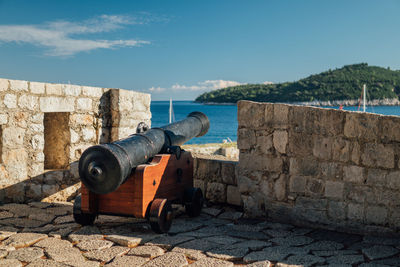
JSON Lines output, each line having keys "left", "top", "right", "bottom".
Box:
{"left": 79, "top": 111, "right": 209, "bottom": 194}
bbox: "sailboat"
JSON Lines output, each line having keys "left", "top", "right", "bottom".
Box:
{"left": 357, "top": 84, "right": 367, "bottom": 112}
{"left": 169, "top": 98, "right": 175, "bottom": 123}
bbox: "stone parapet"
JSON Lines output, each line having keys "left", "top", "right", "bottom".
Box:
{"left": 237, "top": 100, "right": 400, "bottom": 235}
{"left": 0, "top": 78, "right": 151, "bottom": 203}
{"left": 193, "top": 155, "right": 241, "bottom": 206}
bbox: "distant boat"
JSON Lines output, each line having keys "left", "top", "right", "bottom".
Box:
{"left": 357, "top": 84, "right": 367, "bottom": 112}
{"left": 169, "top": 98, "right": 175, "bottom": 123}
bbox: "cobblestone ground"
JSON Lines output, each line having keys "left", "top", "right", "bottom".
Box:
{"left": 0, "top": 202, "right": 399, "bottom": 267}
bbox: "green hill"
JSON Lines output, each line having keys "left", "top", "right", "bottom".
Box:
{"left": 195, "top": 63, "right": 400, "bottom": 104}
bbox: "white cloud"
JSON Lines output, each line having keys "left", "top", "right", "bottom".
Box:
{"left": 170, "top": 79, "right": 244, "bottom": 91}
{"left": 149, "top": 86, "right": 166, "bottom": 92}
{"left": 0, "top": 15, "right": 150, "bottom": 57}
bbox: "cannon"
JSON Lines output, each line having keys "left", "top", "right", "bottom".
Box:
{"left": 73, "top": 112, "right": 210, "bottom": 233}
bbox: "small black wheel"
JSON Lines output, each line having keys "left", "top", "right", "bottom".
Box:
{"left": 148, "top": 198, "right": 173, "bottom": 234}
{"left": 73, "top": 195, "right": 96, "bottom": 226}
{"left": 184, "top": 188, "right": 204, "bottom": 217}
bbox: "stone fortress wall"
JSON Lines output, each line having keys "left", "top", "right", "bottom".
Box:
{"left": 0, "top": 78, "right": 151, "bottom": 203}
{"left": 196, "top": 100, "right": 400, "bottom": 235}
{"left": 1, "top": 77, "right": 399, "bottom": 235}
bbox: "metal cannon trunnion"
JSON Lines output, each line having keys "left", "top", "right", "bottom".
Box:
{"left": 73, "top": 112, "right": 209, "bottom": 233}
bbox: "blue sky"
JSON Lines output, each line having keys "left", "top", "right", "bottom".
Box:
{"left": 0, "top": 0, "right": 399, "bottom": 100}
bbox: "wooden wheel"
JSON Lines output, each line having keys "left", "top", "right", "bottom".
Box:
{"left": 148, "top": 198, "right": 173, "bottom": 234}
{"left": 184, "top": 187, "right": 204, "bottom": 217}
{"left": 73, "top": 195, "right": 96, "bottom": 226}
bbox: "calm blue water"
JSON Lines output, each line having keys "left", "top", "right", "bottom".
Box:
{"left": 151, "top": 101, "right": 237, "bottom": 144}
{"left": 150, "top": 101, "right": 400, "bottom": 144}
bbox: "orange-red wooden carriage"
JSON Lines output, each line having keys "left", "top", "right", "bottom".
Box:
{"left": 73, "top": 151, "right": 203, "bottom": 233}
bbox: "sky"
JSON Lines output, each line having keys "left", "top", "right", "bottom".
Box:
{"left": 0, "top": 0, "right": 399, "bottom": 100}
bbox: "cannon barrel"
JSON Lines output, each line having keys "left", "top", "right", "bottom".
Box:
{"left": 78, "top": 111, "right": 209, "bottom": 194}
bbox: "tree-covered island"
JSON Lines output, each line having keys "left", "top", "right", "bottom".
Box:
{"left": 195, "top": 63, "right": 400, "bottom": 105}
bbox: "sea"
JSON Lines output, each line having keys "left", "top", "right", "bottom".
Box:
{"left": 150, "top": 101, "right": 400, "bottom": 144}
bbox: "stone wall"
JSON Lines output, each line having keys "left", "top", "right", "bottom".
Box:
{"left": 237, "top": 100, "right": 400, "bottom": 234}
{"left": 0, "top": 78, "right": 151, "bottom": 203}
{"left": 193, "top": 155, "right": 241, "bottom": 207}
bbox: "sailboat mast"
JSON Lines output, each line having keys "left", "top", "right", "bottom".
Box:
{"left": 169, "top": 98, "right": 172, "bottom": 123}
{"left": 363, "top": 84, "right": 366, "bottom": 112}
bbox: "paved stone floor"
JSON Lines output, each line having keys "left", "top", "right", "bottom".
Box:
{"left": 0, "top": 202, "right": 399, "bottom": 267}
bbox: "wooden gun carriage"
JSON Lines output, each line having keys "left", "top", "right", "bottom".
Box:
{"left": 73, "top": 112, "right": 209, "bottom": 233}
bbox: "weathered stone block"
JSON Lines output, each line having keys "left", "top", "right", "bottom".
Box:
{"left": 70, "top": 129, "right": 80, "bottom": 143}
{"left": 77, "top": 98, "right": 93, "bottom": 111}
{"left": 9, "top": 79, "right": 28, "bottom": 91}
{"left": 366, "top": 169, "right": 388, "bottom": 186}
{"left": 273, "top": 130, "right": 288, "bottom": 154}
{"left": 237, "top": 173, "right": 259, "bottom": 194}
{"left": 40, "top": 97, "right": 75, "bottom": 112}
{"left": 320, "top": 162, "right": 342, "bottom": 180}
{"left": 288, "top": 131, "right": 313, "bottom": 156}
{"left": 332, "top": 138, "right": 351, "bottom": 162}
{"left": 31, "top": 134, "right": 44, "bottom": 150}
{"left": 82, "top": 127, "right": 96, "bottom": 142}
{"left": 313, "top": 108, "right": 345, "bottom": 136}
{"left": 343, "top": 165, "right": 365, "bottom": 183}
{"left": 313, "top": 136, "right": 332, "bottom": 160}
{"left": 347, "top": 203, "right": 364, "bottom": 221}
{"left": 30, "top": 123, "right": 44, "bottom": 133}
{"left": 365, "top": 206, "right": 387, "bottom": 225}
{"left": 82, "top": 86, "right": 103, "bottom": 97}
{"left": 289, "top": 157, "right": 319, "bottom": 176}
{"left": 4, "top": 94, "right": 17, "bottom": 108}
{"left": 289, "top": 175, "right": 306, "bottom": 193}
{"left": 387, "top": 171, "right": 400, "bottom": 190}
{"left": 8, "top": 111, "right": 28, "bottom": 128}
{"left": 237, "top": 128, "right": 256, "bottom": 150}
{"left": 0, "top": 78, "right": 8, "bottom": 91}
{"left": 30, "top": 163, "right": 43, "bottom": 177}
{"left": 288, "top": 105, "right": 309, "bottom": 133}
{"left": 306, "top": 178, "right": 325, "bottom": 196}
{"left": 227, "top": 185, "right": 242, "bottom": 206}
{"left": 206, "top": 182, "right": 226, "bottom": 203}
{"left": 351, "top": 142, "right": 361, "bottom": 164}
{"left": 46, "top": 83, "right": 62, "bottom": 95}
{"left": 30, "top": 82, "right": 45, "bottom": 94}
{"left": 380, "top": 116, "right": 400, "bottom": 142}
{"left": 324, "top": 181, "right": 344, "bottom": 199}
{"left": 328, "top": 201, "right": 346, "bottom": 220}
{"left": 2, "top": 127, "right": 25, "bottom": 148}
{"left": 361, "top": 143, "right": 395, "bottom": 169}
{"left": 70, "top": 114, "right": 94, "bottom": 125}
{"left": 375, "top": 189, "right": 400, "bottom": 206}
{"left": 195, "top": 158, "right": 221, "bottom": 182}
{"left": 238, "top": 101, "right": 266, "bottom": 129}
{"left": 0, "top": 114, "right": 7, "bottom": 125}
{"left": 221, "top": 161, "right": 237, "bottom": 185}
{"left": 273, "top": 104, "right": 289, "bottom": 129}
{"left": 255, "top": 134, "right": 274, "bottom": 154}
{"left": 344, "top": 112, "right": 379, "bottom": 141}
{"left": 63, "top": 84, "right": 81, "bottom": 96}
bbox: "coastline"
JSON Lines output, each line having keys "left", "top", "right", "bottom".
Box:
{"left": 197, "top": 98, "right": 400, "bottom": 106}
